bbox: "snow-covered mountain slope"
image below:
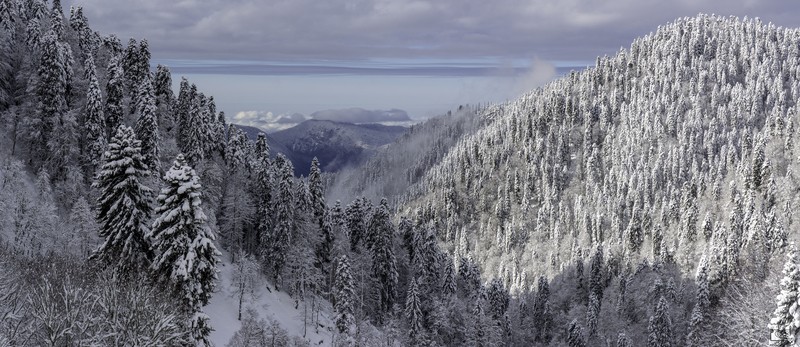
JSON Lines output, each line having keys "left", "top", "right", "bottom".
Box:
{"left": 236, "top": 120, "right": 407, "bottom": 176}
{"left": 348, "top": 14, "right": 800, "bottom": 288}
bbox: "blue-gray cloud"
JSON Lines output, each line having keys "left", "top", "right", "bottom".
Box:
{"left": 69, "top": 0, "right": 800, "bottom": 64}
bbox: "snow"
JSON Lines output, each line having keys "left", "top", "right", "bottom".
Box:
{"left": 206, "top": 253, "right": 336, "bottom": 347}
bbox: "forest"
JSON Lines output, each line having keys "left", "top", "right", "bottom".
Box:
{"left": 0, "top": 1, "right": 799, "bottom": 346}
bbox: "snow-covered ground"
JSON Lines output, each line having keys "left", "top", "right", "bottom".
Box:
{"left": 206, "top": 255, "right": 335, "bottom": 346}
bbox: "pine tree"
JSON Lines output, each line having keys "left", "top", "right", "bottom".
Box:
{"left": 104, "top": 54, "right": 124, "bottom": 141}
{"left": 148, "top": 154, "right": 221, "bottom": 345}
{"left": 154, "top": 64, "right": 173, "bottom": 105}
{"left": 586, "top": 292, "right": 600, "bottom": 337}
{"left": 83, "top": 55, "right": 105, "bottom": 171}
{"left": 33, "top": 29, "right": 67, "bottom": 166}
{"left": 91, "top": 125, "right": 153, "bottom": 272}
{"left": 589, "top": 245, "right": 605, "bottom": 303}
{"left": 134, "top": 74, "right": 159, "bottom": 173}
{"left": 267, "top": 154, "right": 295, "bottom": 283}
{"left": 567, "top": 319, "right": 585, "bottom": 347}
{"left": 370, "top": 198, "right": 398, "bottom": 319}
{"left": 533, "top": 276, "right": 552, "bottom": 342}
{"left": 334, "top": 255, "right": 356, "bottom": 343}
{"left": 176, "top": 78, "right": 193, "bottom": 147}
{"left": 616, "top": 332, "right": 632, "bottom": 347}
{"left": 769, "top": 244, "right": 800, "bottom": 347}
{"left": 487, "top": 278, "right": 509, "bottom": 320}
{"left": 345, "top": 198, "right": 365, "bottom": 251}
{"left": 182, "top": 93, "right": 204, "bottom": 165}
{"left": 405, "top": 276, "right": 424, "bottom": 345}
{"left": 442, "top": 259, "right": 457, "bottom": 297}
{"left": 648, "top": 296, "right": 672, "bottom": 347}
{"left": 687, "top": 257, "right": 710, "bottom": 345}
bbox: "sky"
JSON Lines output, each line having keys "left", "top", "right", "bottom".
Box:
{"left": 68, "top": 0, "right": 800, "bottom": 130}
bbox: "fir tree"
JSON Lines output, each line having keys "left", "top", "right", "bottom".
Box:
{"left": 567, "top": 319, "right": 585, "bottom": 347}
{"left": 616, "top": 332, "right": 632, "bottom": 347}
{"left": 266, "top": 154, "right": 295, "bottom": 283}
{"left": 83, "top": 55, "right": 105, "bottom": 171}
{"left": 370, "top": 198, "right": 398, "bottom": 319}
{"left": 334, "top": 255, "right": 356, "bottom": 343}
{"left": 648, "top": 296, "right": 672, "bottom": 347}
{"left": 405, "top": 276, "right": 424, "bottom": 345}
{"left": 154, "top": 64, "right": 173, "bottom": 105}
{"left": 149, "top": 154, "right": 221, "bottom": 345}
{"left": 134, "top": 74, "right": 159, "bottom": 173}
{"left": 768, "top": 244, "right": 800, "bottom": 347}
{"left": 687, "top": 257, "right": 710, "bottom": 345}
{"left": 91, "top": 125, "right": 153, "bottom": 272}
{"left": 104, "top": 54, "right": 124, "bottom": 141}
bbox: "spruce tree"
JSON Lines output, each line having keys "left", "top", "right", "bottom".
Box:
{"left": 91, "top": 125, "right": 153, "bottom": 272}
{"left": 769, "top": 244, "right": 800, "bottom": 347}
{"left": 616, "top": 332, "right": 632, "bottom": 347}
{"left": 134, "top": 74, "right": 159, "bottom": 173}
{"left": 370, "top": 198, "right": 398, "bottom": 318}
{"left": 149, "top": 154, "right": 221, "bottom": 345}
{"left": 334, "top": 255, "right": 356, "bottom": 342}
{"left": 104, "top": 54, "right": 124, "bottom": 141}
{"left": 154, "top": 64, "right": 173, "bottom": 106}
{"left": 267, "top": 154, "right": 295, "bottom": 283}
{"left": 83, "top": 55, "right": 105, "bottom": 170}
{"left": 687, "top": 257, "right": 710, "bottom": 345}
{"left": 405, "top": 276, "right": 424, "bottom": 345}
{"left": 648, "top": 296, "right": 672, "bottom": 347}
{"left": 567, "top": 319, "right": 585, "bottom": 347}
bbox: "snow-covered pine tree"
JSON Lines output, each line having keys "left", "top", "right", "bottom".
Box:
{"left": 176, "top": 79, "right": 193, "bottom": 148}
{"left": 370, "top": 198, "right": 398, "bottom": 319}
{"left": 154, "top": 64, "right": 173, "bottom": 106}
{"left": 648, "top": 296, "right": 672, "bottom": 347}
{"left": 768, "top": 244, "right": 800, "bottom": 347}
{"left": 686, "top": 256, "right": 710, "bottom": 345}
{"left": 134, "top": 74, "right": 159, "bottom": 174}
{"left": 82, "top": 55, "right": 105, "bottom": 172}
{"left": 405, "top": 276, "right": 424, "bottom": 345}
{"left": 104, "top": 54, "right": 124, "bottom": 141}
{"left": 182, "top": 92, "right": 205, "bottom": 165}
{"left": 567, "top": 319, "right": 585, "bottom": 347}
{"left": 148, "top": 154, "right": 221, "bottom": 344}
{"left": 334, "top": 255, "right": 356, "bottom": 344}
{"left": 345, "top": 198, "right": 365, "bottom": 251}
{"left": 266, "top": 154, "right": 295, "bottom": 283}
{"left": 33, "top": 27, "right": 67, "bottom": 168}
{"left": 91, "top": 125, "right": 153, "bottom": 272}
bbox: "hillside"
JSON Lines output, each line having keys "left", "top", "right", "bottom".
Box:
{"left": 338, "top": 14, "right": 800, "bottom": 345}
{"left": 237, "top": 120, "right": 408, "bottom": 176}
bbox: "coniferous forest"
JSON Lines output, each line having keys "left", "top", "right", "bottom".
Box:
{"left": 0, "top": 1, "right": 799, "bottom": 346}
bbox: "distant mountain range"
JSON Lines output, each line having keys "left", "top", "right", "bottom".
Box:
{"left": 235, "top": 120, "right": 408, "bottom": 176}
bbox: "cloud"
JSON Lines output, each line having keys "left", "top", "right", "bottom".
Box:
{"left": 512, "top": 58, "right": 557, "bottom": 95}
{"left": 310, "top": 108, "right": 412, "bottom": 124}
{"left": 232, "top": 110, "right": 307, "bottom": 132}
{"left": 69, "top": 0, "right": 800, "bottom": 63}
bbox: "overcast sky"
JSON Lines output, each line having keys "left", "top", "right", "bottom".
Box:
{"left": 68, "top": 0, "right": 800, "bottom": 128}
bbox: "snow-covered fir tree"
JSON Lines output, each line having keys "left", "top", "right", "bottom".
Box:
{"left": 149, "top": 154, "right": 221, "bottom": 344}
{"left": 91, "top": 125, "right": 153, "bottom": 273}
{"left": 134, "top": 74, "right": 159, "bottom": 174}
